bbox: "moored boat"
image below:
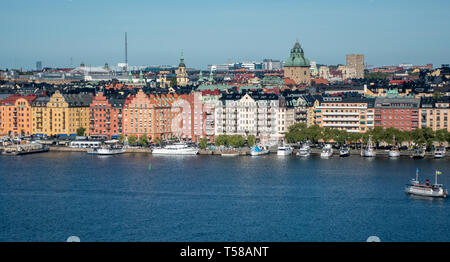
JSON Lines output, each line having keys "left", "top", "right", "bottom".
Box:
{"left": 152, "top": 143, "right": 199, "bottom": 155}
{"left": 388, "top": 146, "right": 400, "bottom": 158}
{"left": 405, "top": 169, "right": 448, "bottom": 198}
{"left": 250, "top": 145, "right": 270, "bottom": 156}
{"left": 362, "top": 135, "right": 376, "bottom": 157}
{"left": 320, "top": 144, "right": 333, "bottom": 158}
{"left": 411, "top": 147, "right": 426, "bottom": 159}
{"left": 277, "top": 145, "right": 293, "bottom": 156}
{"left": 434, "top": 146, "right": 446, "bottom": 158}
{"left": 296, "top": 144, "right": 311, "bottom": 157}
{"left": 87, "top": 146, "right": 125, "bottom": 155}
{"left": 339, "top": 146, "right": 350, "bottom": 157}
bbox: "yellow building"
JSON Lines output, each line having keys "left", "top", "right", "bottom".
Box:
{"left": 31, "top": 91, "right": 92, "bottom": 137}
{"left": 419, "top": 97, "right": 450, "bottom": 131}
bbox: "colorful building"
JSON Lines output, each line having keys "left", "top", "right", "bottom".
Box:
{"left": 89, "top": 92, "right": 125, "bottom": 139}
{"left": 374, "top": 97, "right": 420, "bottom": 131}
{"left": 0, "top": 94, "right": 37, "bottom": 136}
{"left": 314, "top": 96, "right": 375, "bottom": 133}
{"left": 123, "top": 89, "right": 152, "bottom": 138}
{"left": 419, "top": 97, "right": 450, "bottom": 131}
{"left": 31, "top": 91, "right": 92, "bottom": 137}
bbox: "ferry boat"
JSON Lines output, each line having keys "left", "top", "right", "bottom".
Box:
{"left": 250, "top": 145, "right": 270, "bottom": 156}
{"left": 2, "top": 143, "right": 49, "bottom": 155}
{"left": 87, "top": 146, "right": 125, "bottom": 155}
{"left": 277, "top": 145, "right": 293, "bottom": 156}
{"left": 339, "top": 146, "right": 350, "bottom": 157}
{"left": 411, "top": 147, "right": 426, "bottom": 159}
{"left": 362, "top": 136, "right": 376, "bottom": 157}
{"left": 405, "top": 169, "right": 448, "bottom": 198}
{"left": 152, "top": 143, "right": 199, "bottom": 155}
{"left": 320, "top": 144, "right": 333, "bottom": 158}
{"left": 434, "top": 146, "right": 446, "bottom": 158}
{"left": 296, "top": 144, "right": 311, "bottom": 157}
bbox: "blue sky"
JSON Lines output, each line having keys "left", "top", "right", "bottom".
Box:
{"left": 0, "top": 0, "right": 449, "bottom": 70}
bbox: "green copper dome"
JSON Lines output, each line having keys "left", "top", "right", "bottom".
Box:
{"left": 284, "top": 41, "right": 310, "bottom": 67}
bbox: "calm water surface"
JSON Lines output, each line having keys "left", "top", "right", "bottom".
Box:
{"left": 0, "top": 152, "right": 449, "bottom": 242}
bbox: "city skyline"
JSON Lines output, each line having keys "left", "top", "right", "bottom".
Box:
{"left": 1, "top": 0, "right": 450, "bottom": 70}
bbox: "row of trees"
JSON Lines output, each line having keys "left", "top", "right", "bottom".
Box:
{"left": 213, "top": 134, "right": 255, "bottom": 148}
{"left": 285, "top": 123, "right": 450, "bottom": 148}
{"left": 118, "top": 134, "right": 161, "bottom": 147}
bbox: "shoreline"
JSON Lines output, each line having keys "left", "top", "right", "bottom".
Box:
{"left": 8, "top": 146, "right": 439, "bottom": 157}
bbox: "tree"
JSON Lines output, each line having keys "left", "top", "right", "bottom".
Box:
{"left": 365, "top": 72, "right": 389, "bottom": 80}
{"left": 76, "top": 127, "right": 86, "bottom": 136}
{"left": 153, "top": 136, "right": 161, "bottom": 145}
{"left": 128, "top": 135, "right": 137, "bottom": 146}
{"left": 199, "top": 138, "right": 208, "bottom": 149}
{"left": 118, "top": 134, "right": 126, "bottom": 144}
{"left": 247, "top": 135, "right": 256, "bottom": 147}
{"left": 138, "top": 134, "right": 150, "bottom": 147}
{"left": 215, "top": 134, "right": 229, "bottom": 146}
{"left": 229, "top": 135, "right": 245, "bottom": 148}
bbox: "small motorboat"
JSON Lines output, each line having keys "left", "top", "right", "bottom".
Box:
{"left": 388, "top": 146, "right": 400, "bottom": 158}
{"left": 405, "top": 169, "right": 448, "bottom": 198}
{"left": 250, "top": 145, "right": 270, "bottom": 156}
{"left": 320, "top": 144, "right": 333, "bottom": 158}
{"left": 411, "top": 147, "right": 426, "bottom": 159}
{"left": 277, "top": 145, "right": 293, "bottom": 156}
{"left": 362, "top": 135, "right": 376, "bottom": 157}
{"left": 434, "top": 146, "right": 446, "bottom": 158}
{"left": 339, "top": 146, "right": 350, "bottom": 157}
{"left": 297, "top": 144, "right": 311, "bottom": 157}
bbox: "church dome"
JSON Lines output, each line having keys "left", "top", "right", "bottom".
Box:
{"left": 284, "top": 41, "right": 310, "bottom": 67}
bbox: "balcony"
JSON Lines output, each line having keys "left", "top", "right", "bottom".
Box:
{"left": 323, "top": 118, "right": 359, "bottom": 122}
{"left": 322, "top": 112, "right": 360, "bottom": 116}
{"left": 322, "top": 123, "right": 360, "bottom": 127}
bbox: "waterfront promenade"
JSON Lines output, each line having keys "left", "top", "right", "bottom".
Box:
{"left": 0, "top": 145, "right": 442, "bottom": 157}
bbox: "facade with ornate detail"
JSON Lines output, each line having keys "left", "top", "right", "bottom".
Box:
{"left": 175, "top": 51, "right": 189, "bottom": 87}
{"left": 89, "top": 92, "right": 124, "bottom": 138}
{"left": 283, "top": 41, "right": 311, "bottom": 85}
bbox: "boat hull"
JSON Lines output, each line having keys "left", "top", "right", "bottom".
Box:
{"left": 152, "top": 149, "right": 198, "bottom": 155}
{"left": 88, "top": 148, "right": 125, "bottom": 155}
{"left": 250, "top": 150, "right": 269, "bottom": 156}
{"left": 388, "top": 151, "right": 400, "bottom": 157}
{"left": 277, "top": 150, "right": 293, "bottom": 156}
{"left": 405, "top": 185, "right": 448, "bottom": 198}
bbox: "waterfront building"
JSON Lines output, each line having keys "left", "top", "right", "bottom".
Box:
{"left": 31, "top": 96, "right": 50, "bottom": 136}
{"left": 419, "top": 97, "right": 450, "bottom": 131}
{"left": 346, "top": 54, "right": 365, "bottom": 79}
{"left": 314, "top": 96, "right": 375, "bottom": 133}
{"left": 31, "top": 91, "right": 92, "bottom": 137}
{"left": 178, "top": 91, "right": 207, "bottom": 142}
{"left": 89, "top": 92, "right": 125, "bottom": 139}
{"left": 123, "top": 89, "right": 152, "bottom": 138}
{"left": 149, "top": 93, "right": 186, "bottom": 140}
{"left": 214, "top": 93, "right": 281, "bottom": 141}
{"left": 283, "top": 41, "right": 311, "bottom": 85}
{"left": 0, "top": 94, "right": 37, "bottom": 136}
{"left": 374, "top": 97, "right": 420, "bottom": 131}
{"left": 175, "top": 51, "right": 189, "bottom": 87}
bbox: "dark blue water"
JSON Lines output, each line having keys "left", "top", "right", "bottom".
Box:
{"left": 0, "top": 152, "right": 449, "bottom": 242}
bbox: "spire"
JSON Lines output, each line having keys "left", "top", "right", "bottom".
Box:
{"left": 179, "top": 50, "right": 185, "bottom": 67}
{"left": 139, "top": 70, "right": 143, "bottom": 83}
{"left": 208, "top": 70, "right": 214, "bottom": 82}
{"left": 198, "top": 70, "right": 204, "bottom": 82}
{"left": 128, "top": 71, "right": 132, "bottom": 83}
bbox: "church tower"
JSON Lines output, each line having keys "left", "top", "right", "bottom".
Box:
{"left": 176, "top": 51, "right": 189, "bottom": 86}
{"left": 284, "top": 40, "right": 311, "bottom": 85}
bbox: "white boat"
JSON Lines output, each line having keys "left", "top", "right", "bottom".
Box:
{"left": 405, "top": 169, "right": 448, "bottom": 198}
{"left": 250, "top": 145, "right": 270, "bottom": 156}
{"left": 221, "top": 152, "right": 240, "bottom": 157}
{"left": 411, "top": 147, "right": 426, "bottom": 159}
{"left": 87, "top": 146, "right": 125, "bottom": 155}
{"left": 362, "top": 136, "right": 376, "bottom": 157}
{"left": 388, "top": 136, "right": 400, "bottom": 158}
{"left": 297, "top": 144, "right": 311, "bottom": 157}
{"left": 434, "top": 146, "right": 446, "bottom": 158}
{"left": 277, "top": 145, "right": 293, "bottom": 156}
{"left": 388, "top": 147, "right": 400, "bottom": 158}
{"left": 320, "top": 144, "right": 333, "bottom": 158}
{"left": 152, "top": 143, "right": 199, "bottom": 155}
{"left": 339, "top": 146, "right": 350, "bottom": 157}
